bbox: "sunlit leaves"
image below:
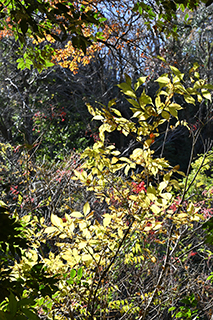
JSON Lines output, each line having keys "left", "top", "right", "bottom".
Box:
{"left": 103, "top": 213, "right": 112, "bottom": 227}
{"left": 71, "top": 211, "right": 84, "bottom": 218}
{"left": 83, "top": 202, "right": 90, "bottom": 216}
{"left": 117, "top": 82, "right": 137, "bottom": 99}
{"left": 0, "top": 0, "right": 107, "bottom": 72}
{"left": 134, "top": 76, "right": 147, "bottom": 91}
{"left": 201, "top": 89, "right": 212, "bottom": 101}
{"left": 184, "top": 95, "right": 195, "bottom": 104}
{"left": 155, "top": 75, "right": 170, "bottom": 85}
{"left": 139, "top": 91, "right": 153, "bottom": 108}
{"left": 3, "top": 66, "right": 212, "bottom": 320}
{"left": 51, "top": 214, "right": 63, "bottom": 229}
{"left": 0, "top": 0, "right": 103, "bottom": 49}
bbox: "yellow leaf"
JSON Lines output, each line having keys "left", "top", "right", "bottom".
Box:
{"left": 65, "top": 213, "right": 72, "bottom": 222}
{"left": 86, "top": 103, "right": 95, "bottom": 116}
{"left": 124, "top": 164, "right": 130, "bottom": 176}
{"left": 40, "top": 217, "right": 45, "bottom": 225}
{"left": 201, "top": 89, "right": 211, "bottom": 101}
{"left": 74, "top": 169, "right": 86, "bottom": 180}
{"left": 184, "top": 95, "right": 195, "bottom": 105}
{"left": 144, "top": 225, "right": 152, "bottom": 232}
{"left": 86, "top": 211, "right": 94, "bottom": 220}
{"left": 59, "top": 234, "right": 67, "bottom": 239}
{"left": 187, "top": 202, "right": 194, "bottom": 214}
{"left": 151, "top": 204, "right": 161, "bottom": 214}
{"left": 67, "top": 222, "right": 75, "bottom": 235}
{"left": 44, "top": 226, "right": 59, "bottom": 234}
{"left": 82, "top": 254, "right": 93, "bottom": 263}
{"left": 168, "top": 106, "right": 178, "bottom": 118}
{"left": 93, "top": 115, "right": 104, "bottom": 120}
{"left": 155, "top": 76, "right": 170, "bottom": 84}
{"left": 129, "top": 195, "right": 138, "bottom": 201}
{"left": 118, "top": 228, "right": 124, "bottom": 238}
{"left": 161, "top": 192, "right": 172, "bottom": 200}
{"left": 51, "top": 214, "right": 63, "bottom": 228}
{"left": 192, "top": 214, "right": 204, "bottom": 221}
{"left": 177, "top": 213, "right": 188, "bottom": 219}
{"left": 169, "top": 103, "right": 182, "bottom": 110}
{"left": 153, "top": 223, "right": 162, "bottom": 230}
{"left": 71, "top": 211, "right": 84, "bottom": 218}
{"left": 99, "top": 130, "right": 105, "bottom": 142}
{"left": 158, "top": 181, "right": 168, "bottom": 192}
{"left": 78, "top": 241, "right": 87, "bottom": 249}
{"left": 21, "top": 214, "right": 31, "bottom": 223}
{"left": 170, "top": 65, "right": 182, "bottom": 75}
{"left": 79, "top": 221, "right": 87, "bottom": 230}
{"left": 155, "top": 95, "right": 161, "bottom": 108}
{"left": 83, "top": 202, "right": 90, "bottom": 216}
{"left": 161, "top": 110, "right": 170, "bottom": 120}
{"left": 151, "top": 256, "right": 157, "bottom": 263}
{"left": 157, "top": 55, "right": 166, "bottom": 62}
{"left": 134, "top": 76, "right": 146, "bottom": 91}
{"left": 147, "top": 186, "right": 157, "bottom": 201}
{"left": 0, "top": 200, "right": 8, "bottom": 208}
{"left": 111, "top": 157, "right": 118, "bottom": 164}
{"left": 144, "top": 139, "right": 153, "bottom": 147}
{"left": 103, "top": 214, "right": 112, "bottom": 227}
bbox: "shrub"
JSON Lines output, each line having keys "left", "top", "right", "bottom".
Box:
{"left": 1, "top": 66, "right": 213, "bottom": 319}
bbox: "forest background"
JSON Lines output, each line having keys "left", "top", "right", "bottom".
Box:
{"left": 1, "top": 0, "right": 213, "bottom": 319}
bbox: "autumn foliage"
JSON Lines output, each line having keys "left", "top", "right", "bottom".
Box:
{"left": 1, "top": 65, "right": 213, "bottom": 320}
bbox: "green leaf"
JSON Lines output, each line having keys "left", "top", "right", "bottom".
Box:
{"left": 168, "top": 306, "right": 176, "bottom": 312}
{"left": 77, "top": 267, "right": 83, "bottom": 279}
{"left": 204, "top": 84, "right": 213, "bottom": 90}
{"left": 17, "top": 298, "right": 35, "bottom": 308}
{"left": 22, "top": 308, "right": 39, "bottom": 320}
{"left": 66, "top": 279, "right": 74, "bottom": 285}
{"left": 0, "top": 311, "right": 7, "bottom": 320}
{"left": 45, "top": 60, "right": 54, "bottom": 68}
{"left": 70, "top": 269, "right": 76, "bottom": 278}
{"left": 203, "top": 217, "right": 213, "bottom": 231}
{"left": 207, "top": 273, "right": 213, "bottom": 281}
{"left": 19, "top": 19, "right": 28, "bottom": 35}
{"left": 124, "top": 73, "right": 132, "bottom": 86}
{"left": 17, "top": 60, "right": 26, "bottom": 70}
{"left": 184, "top": 13, "right": 189, "bottom": 21}
{"left": 8, "top": 292, "right": 17, "bottom": 317}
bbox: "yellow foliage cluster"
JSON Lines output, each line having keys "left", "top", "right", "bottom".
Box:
{"left": 8, "top": 65, "right": 213, "bottom": 319}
